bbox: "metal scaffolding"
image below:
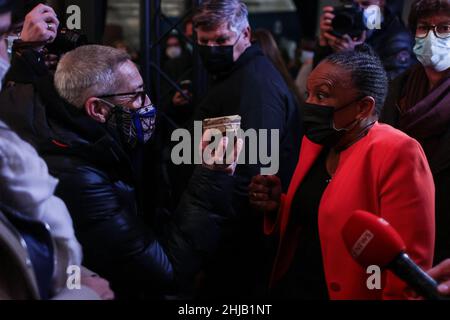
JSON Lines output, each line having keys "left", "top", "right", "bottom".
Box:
{"left": 140, "top": 0, "right": 208, "bottom": 116}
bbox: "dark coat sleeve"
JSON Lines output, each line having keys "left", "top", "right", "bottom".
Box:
{"left": 312, "top": 16, "right": 415, "bottom": 81}
{"left": 162, "top": 167, "right": 235, "bottom": 287}
{"left": 4, "top": 48, "right": 49, "bottom": 85}
{"left": 54, "top": 165, "right": 174, "bottom": 294}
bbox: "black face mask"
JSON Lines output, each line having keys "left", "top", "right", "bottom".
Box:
{"left": 303, "top": 98, "right": 361, "bottom": 147}
{"left": 100, "top": 99, "right": 157, "bottom": 148}
{"left": 198, "top": 33, "right": 241, "bottom": 75}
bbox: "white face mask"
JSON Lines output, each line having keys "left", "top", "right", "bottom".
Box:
{"left": 0, "top": 57, "right": 11, "bottom": 91}
{"left": 414, "top": 32, "right": 450, "bottom": 72}
{"left": 166, "top": 46, "right": 182, "bottom": 59}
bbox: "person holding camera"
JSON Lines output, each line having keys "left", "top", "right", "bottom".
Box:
{"left": 161, "top": 19, "right": 196, "bottom": 129}
{"left": 0, "top": 0, "right": 174, "bottom": 299}
{"left": 1, "top": 1, "right": 60, "bottom": 89}
{"left": 0, "top": 0, "right": 114, "bottom": 300}
{"left": 317, "top": 0, "right": 415, "bottom": 80}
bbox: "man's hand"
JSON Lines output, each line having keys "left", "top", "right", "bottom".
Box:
{"left": 21, "top": 4, "right": 59, "bottom": 46}
{"left": 324, "top": 32, "right": 367, "bottom": 53}
{"left": 319, "top": 6, "right": 367, "bottom": 52}
{"left": 248, "top": 175, "right": 282, "bottom": 213}
{"left": 428, "top": 259, "right": 450, "bottom": 296}
{"left": 319, "top": 6, "right": 335, "bottom": 47}
{"left": 199, "top": 129, "right": 244, "bottom": 175}
{"left": 81, "top": 274, "right": 115, "bottom": 300}
{"left": 172, "top": 90, "right": 191, "bottom": 107}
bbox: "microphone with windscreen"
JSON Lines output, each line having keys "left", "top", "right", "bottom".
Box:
{"left": 342, "top": 210, "right": 446, "bottom": 300}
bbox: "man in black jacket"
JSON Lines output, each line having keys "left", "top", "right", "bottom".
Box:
{"left": 166, "top": 0, "right": 302, "bottom": 298}
{"left": 0, "top": 35, "right": 242, "bottom": 298}
{"left": 316, "top": 0, "right": 415, "bottom": 80}
{"left": 0, "top": 43, "right": 173, "bottom": 299}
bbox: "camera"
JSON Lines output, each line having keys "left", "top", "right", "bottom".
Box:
{"left": 13, "top": 0, "right": 88, "bottom": 56}
{"left": 46, "top": 28, "right": 88, "bottom": 56}
{"left": 331, "top": 0, "right": 367, "bottom": 39}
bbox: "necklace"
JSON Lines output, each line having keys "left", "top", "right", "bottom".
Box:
{"left": 326, "top": 121, "right": 376, "bottom": 179}
{"left": 334, "top": 121, "right": 376, "bottom": 153}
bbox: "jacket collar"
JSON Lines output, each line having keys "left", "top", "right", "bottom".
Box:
{"left": 31, "top": 74, "right": 136, "bottom": 184}
{"left": 281, "top": 123, "right": 381, "bottom": 233}
{"left": 213, "top": 43, "right": 265, "bottom": 81}
{"left": 43, "top": 130, "right": 136, "bottom": 186}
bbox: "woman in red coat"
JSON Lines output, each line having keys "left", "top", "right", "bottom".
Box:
{"left": 249, "top": 45, "right": 435, "bottom": 300}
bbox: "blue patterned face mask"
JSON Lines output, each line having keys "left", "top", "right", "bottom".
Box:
{"left": 101, "top": 100, "right": 157, "bottom": 147}
{"left": 414, "top": 33, "right": 450, "bottom": 72}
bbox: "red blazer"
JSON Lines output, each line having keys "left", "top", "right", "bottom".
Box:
{"left": 265, "top": 123, "right": 435, "bottom": 300}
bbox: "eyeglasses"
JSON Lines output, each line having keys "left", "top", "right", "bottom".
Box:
{"left": 416, "top": 24, "right": 450, "bottom": 39}
{"left": 98, "top": 90, "right": 149, "bottom": 108}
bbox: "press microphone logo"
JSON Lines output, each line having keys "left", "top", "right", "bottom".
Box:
{"left": 351, "top": 229, "right": 374, "bottom": 258}
{"left": 364, "top": 5, "right": 382, "bottom": 30}
{"left": 351, "top": 229, "right": 382, "bottom": 290}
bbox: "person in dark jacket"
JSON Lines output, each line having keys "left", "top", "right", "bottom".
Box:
{"left": 0, "top": 39, "right": 246, "bottom": 300}
{"left": 1, "top": 1, "right": 250, "bottom": 299}
{"left": 0, "top": 44, "right": 173, "bottom": 299}
{"left": 165, "top": 0, "right": 302, "bottom": 298}
{"left": 0, "top": 1, "right": 115, "bottom": 300}
{"left": 380, "top": 0, "right": 450, "bottom": 265}
{"left": 316, "top": 0, "right": 415, "bottom": 80}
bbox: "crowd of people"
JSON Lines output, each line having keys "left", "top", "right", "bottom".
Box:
{"left": 0, "top": 0, "right": 449, "bottom": 300}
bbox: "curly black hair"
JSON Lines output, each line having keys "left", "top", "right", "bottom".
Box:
{"left": 324, "top": 44, "right": 388, "bottom": 116}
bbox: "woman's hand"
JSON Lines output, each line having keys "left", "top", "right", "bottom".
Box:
{"left": 249, "top": 175, "right": 282, "bottom": 213}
